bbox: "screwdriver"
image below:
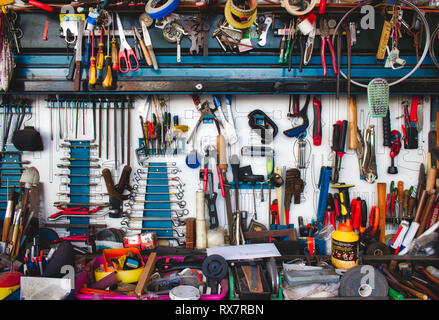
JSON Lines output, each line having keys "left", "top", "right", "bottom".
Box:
{"left": 84, "top": 31, "right": 91, "bottom": 68}
{"left": 89, "top": 30, "right": 97, "bottom": 85}
{"left": 111, "top": 14, "right": 119, "bottom": 71}
{"left": 96, "top": 27, "right": 105, "bottom": 80}
{"left": 102, "top": 26, "right": 113, "bottom": 89}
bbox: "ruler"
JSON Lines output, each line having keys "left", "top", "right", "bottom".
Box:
{"left": 376, "top": 20, "right": 392, "bottom": 60}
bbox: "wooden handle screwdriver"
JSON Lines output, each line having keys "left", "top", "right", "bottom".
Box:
{"left": 348, "top": 95, "right": 357, "bottom": 150}
{"left": 377, "top": 183, "right": 387, "bottom": 243}
{"left": 426, "top": 167, "right": 437, "bottom": 192}
{"left": 417, "top": 189, "right": 436, "bottom": 237}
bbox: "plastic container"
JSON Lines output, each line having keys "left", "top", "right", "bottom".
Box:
{"left": 331, "top": 223, "right": 359, "bottom": 270}
{"left": 0, "top": 272, "right": 22, "bottom": 300}
{"left": 169, "top": 285, "right": 201, "bottom": 300}
{"left": 74, "top": 255, "right": 228, "bottom": 300}
{"left": 95, "top": 248, "right": 145, "bottom": 284}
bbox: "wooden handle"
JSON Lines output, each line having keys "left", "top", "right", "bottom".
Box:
{"left": 403, "top": 190, "right": 409, "bottom": 209}
{"left": 348, "top": 96, "right": 357, "bottom": 150}
{"left": 426, "top": 167, "right": 437, "bottom": 192}
{"left": 102, "top": 168, "right": 116, "bottom": 197}
{"left": 135, "top": 252, "right": 157, "bottom": 298}
{"left": 377, "top": 183, "right": 387, "bottom": 243}
{"left": 397, "top": 181, "right": 404, "bottom": 204}
{"left": 408, "top": 197, "right": 416, "bottom": 218}
{"left": 217, "top": 135, "right": 228, "bottom": 171}
{"left": 414, "top": 190, "right": 428, "bottom": 223}
{"left": 116, "top": 165, "right": 132, "bottom": 192}
{"left": 138, "top": 39, "right": 152, "bottom": 66}
{"left": 416, "top": 190, "right": 437, "bottom": 237}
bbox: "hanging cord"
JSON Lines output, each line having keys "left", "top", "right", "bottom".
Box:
{"left": 429, "top": 23, "right": 439, "bottom": 70}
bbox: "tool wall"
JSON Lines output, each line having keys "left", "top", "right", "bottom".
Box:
{"left": 2, "top": 0, "right": 439, "bottom": 302}
{"left": 2, "top": 94, "right": 425, "bottom": 243}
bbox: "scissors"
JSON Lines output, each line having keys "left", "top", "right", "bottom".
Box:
{"left": 116, "top": 13, "right": 139, "bottom": 73}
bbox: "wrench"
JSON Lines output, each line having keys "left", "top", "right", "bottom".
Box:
{"left": 258, "top": 17, "right": 273, "bottom": 47}
{"left": 130, "top": 191, "right": 184, "bottom": 200}
{"left": 124, "top": 208, "right": 189, "bottom": 217}
{"left": 127, "top": 199, "right": 187, "bottom": 208}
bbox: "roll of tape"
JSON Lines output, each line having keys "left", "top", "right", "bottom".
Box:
{"left": 339, "top": 265, "right": 389, "bottom": 298}
{"left": 224, "top": 0, "right": 257, "bottom": 30}
{"left": 145, "top": 0, "right": 181, "bottom": 19}
{"left": 230, "top": 0, "right": 257, "bottom": 18}
{"left": 281, "top": 0, "right": 317, "bottom": 16}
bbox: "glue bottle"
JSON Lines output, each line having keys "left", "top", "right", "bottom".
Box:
{"left": 331, "top": 222, "right": 359, "bottom": 270}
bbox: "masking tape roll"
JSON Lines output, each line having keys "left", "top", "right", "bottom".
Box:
{"left": 225, "top": 0, "right": 257, "bottom": 30}
{"left": 281, "top": 0, "right": 317, "bottom": 16}
{"left": 145, "top": 0, "right": 181, "bottom": 19}
{"left": 230, "top": 0, "right": 257, "bottom": 18}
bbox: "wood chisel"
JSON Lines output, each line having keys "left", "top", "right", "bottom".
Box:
{"left": 73, "top": 19, "right": 84, "bottom": 91}
{"left": 141, "top": 20, "right": 158, "bottom": 70}
{"left": 377, "top": 182, "right": 387, "bottom": 243}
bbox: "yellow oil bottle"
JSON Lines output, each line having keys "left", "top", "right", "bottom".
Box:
{"left": 331, "top": 223, "right": 359, "bottom": 270}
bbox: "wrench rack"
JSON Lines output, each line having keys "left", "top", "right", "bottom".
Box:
{"left": 129, "top": 161, "right": 186, "bottom": 246}
{"left": 54, "top": 141, "right": 105, "bottom": 237}
{"left": 0, "top": 148, "right": 24, "bottom": 219}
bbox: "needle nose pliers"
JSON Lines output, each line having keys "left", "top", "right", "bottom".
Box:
{"left": 320, "top": 18, "right": 338, "bottom": 77}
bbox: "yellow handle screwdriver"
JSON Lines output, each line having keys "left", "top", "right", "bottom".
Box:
{"left": 89, "top": 30, "right": 97, "bottom": 85}
{"left": 97, "top": 27, "right": 104, "bottom": 70}
{"left": 102, "top": 26, "right": 114, "bottom": 89}
{"left": 111, "top": 15, "right": 119, "bottom": 72}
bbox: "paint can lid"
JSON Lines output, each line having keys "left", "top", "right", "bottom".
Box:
{"left": 169, "top": 285, "right": 201, "bottom": 300}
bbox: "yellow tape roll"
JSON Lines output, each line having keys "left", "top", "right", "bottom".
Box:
{"left": 229, "top": 0, "right": 257, "bottom": 18}
{"left": 224, "top": 0, "right": 257, "bottom": 30}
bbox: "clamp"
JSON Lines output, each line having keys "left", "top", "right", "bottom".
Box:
{"left": 283, "top": 95, "right": 310, "bottom": 138}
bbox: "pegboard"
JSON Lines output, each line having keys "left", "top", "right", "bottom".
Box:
{"left": 11, "top": 94, "right": 428, "bottom": 245}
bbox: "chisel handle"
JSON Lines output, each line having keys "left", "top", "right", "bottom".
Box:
{"left": 217, "top": 134, "right": 228, "bottom": 171}
{"left": 426, "top": 168, "right": 437, "bottom": 192}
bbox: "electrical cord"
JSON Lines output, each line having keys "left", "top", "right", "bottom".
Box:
{"left": 331, "top": 0, "right": 431, "bottom": 88}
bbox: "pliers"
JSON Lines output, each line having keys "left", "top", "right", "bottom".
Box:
{"left": 319, "top": 18, "right": 338, "bottom": 77}
{"left": 286, "top": 21, "right": 304, "bottom": 72}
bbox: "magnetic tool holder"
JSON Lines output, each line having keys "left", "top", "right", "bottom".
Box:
{"left": 53, "top": 141, "right": 106, "bottom": 238}
{"left": 130, "top": 162, "right": 186, "bottom": 246}
{"left": 46, "top": 96, "right": 133, "bottom": 156}
{"left": 0, "top": 148, "right": 24, "bottom": 219}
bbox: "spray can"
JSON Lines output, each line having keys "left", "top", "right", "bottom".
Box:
{"left": 331, "top": 223, "right": 359, "bottom": 270}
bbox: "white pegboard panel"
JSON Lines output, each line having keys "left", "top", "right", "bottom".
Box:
{"left": 18, "top": 94, "right": 429, "bottom": 241}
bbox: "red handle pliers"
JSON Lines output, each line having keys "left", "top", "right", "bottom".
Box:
{"left": 319, "top": 19, "right": 338, "bottom": 77}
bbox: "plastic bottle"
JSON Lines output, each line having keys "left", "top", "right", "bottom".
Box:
{"left": 331, "top": 223, "right": 359, "bottom": 270}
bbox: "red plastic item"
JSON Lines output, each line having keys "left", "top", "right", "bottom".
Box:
{"left": 28, "top": 0, "right": 54, "bottom": 12}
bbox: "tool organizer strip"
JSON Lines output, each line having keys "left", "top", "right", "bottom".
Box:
{"left": 67, "top": 141, "right": 91, "bottom": 235}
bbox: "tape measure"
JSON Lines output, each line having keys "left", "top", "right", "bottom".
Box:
{"left": 376, "top": 20, "right": 392, "bottom": 60}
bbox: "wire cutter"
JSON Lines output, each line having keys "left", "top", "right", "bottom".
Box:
{"left": 187, "top": 97, "right": 222, "bottom": 144}
{"left": 319, "top": 18, "right": 337, "bottom": 77}
{"left": 116, "top": 13, "right": 139, "bottom": 73}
